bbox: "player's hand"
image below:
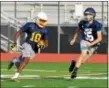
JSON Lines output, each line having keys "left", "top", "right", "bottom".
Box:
{"left": 37, "top": 40, "right": 45, "bottom": 49}
{"left": 85, "top": 41, "right": 92, "bottom": 47}
{"left": 37, "top": 45, "right": 45, "bottom": 49}
{"left": 70, "top": 39, "right": 76, "bottom": 45}
{"left": 9, "top": 42, "right": 17, "bottom": 51}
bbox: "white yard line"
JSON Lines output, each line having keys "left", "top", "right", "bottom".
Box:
{"left": 64, "top": 76, "right": 108, "bottom": 80}
{"left": 64, "top": 72, "right": 108, "bottom": 76}
{"left": 22, "top": 85, "right": 36, "bottom": 87}
{"left": 68, "top": 86, "right": 81, "bottom": 88}
{"left": 1, "top": 69, "right": 107, "bottom": 75}
{"left": 1, "top": 74, "right": 108, "bottom": 80}
{"left": 1, "top": 75, "right": 40, "bottom": 78}
{"left": 1, "top": 69, "right": 57, "bottom": 72}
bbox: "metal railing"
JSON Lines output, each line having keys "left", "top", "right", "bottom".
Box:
{"left": 1, "top": 10, "right": 23, "bottom": 28}
{"left": 1, "top": 10, "right": 23, "bottom": 52}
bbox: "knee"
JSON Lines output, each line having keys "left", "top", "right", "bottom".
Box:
{"left": 23, "top": 57, "right": 30, "bottom": 62}
{"left": 81, "top": 52, "right": 88, "bottom": 58}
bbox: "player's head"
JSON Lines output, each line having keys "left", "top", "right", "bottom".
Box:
{"left": 84, "top": 7, "right": 96, "bottom": 22}
{"left": 36, "top": 12, "right": 48, "bottom": 28}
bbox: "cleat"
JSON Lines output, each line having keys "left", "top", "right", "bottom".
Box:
{"left": 71, "top": 71, "right": 77, "bottom": 79}
{"left": 10, "top": 78, "right": 20, "bottom": 82}
{"left": 7, "top": 62, "right": 14, "bottom": 70}
{"left": 8, "top": 58, "right": 17, "bottom": 70}
{"left": 69, "top": 60, "right": 76, "bottom": 73}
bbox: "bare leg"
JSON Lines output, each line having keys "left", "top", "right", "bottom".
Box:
{"left": 82, "top": 48, "right": 95, "bottom": 63}
{"left": 71, "top": 50, "right": 87, "bottom": 78}
{"left": 71, "top": 48, "right": 95, "bottom": 79}
{"left": 75, "top": 50, "right": 87, "bottom": 68}
{"left": 11, "top": 54, "right": 36, "bottom": 79}
{"left": 11, "top": 57, "right": 30, "bottom": 79}
{"left": 17, "top": 57, "right": 30, "bottom": 73}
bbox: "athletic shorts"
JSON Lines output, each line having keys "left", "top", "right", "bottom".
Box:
{"left": 21, "top": 42, "right": 35, "bottom": 58}
{"left": 80, "top": 40, "right": 98, "bottom": 54}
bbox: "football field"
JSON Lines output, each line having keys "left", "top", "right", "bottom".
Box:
{"left": 1, "top": 62, "right": 108, "bottom": 88}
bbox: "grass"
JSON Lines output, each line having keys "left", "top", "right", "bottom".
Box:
{"left": 1, "top": 62, "right": 108, "bottom": 88}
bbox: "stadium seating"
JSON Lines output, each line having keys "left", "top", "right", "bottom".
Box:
{"left": 1, "top": 2, "right": 108, "bottom": 26}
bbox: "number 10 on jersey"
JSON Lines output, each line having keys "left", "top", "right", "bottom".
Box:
{"left": 30, "top": 32, "right": 42, "bottom": 43}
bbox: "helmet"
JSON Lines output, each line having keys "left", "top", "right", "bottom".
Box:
{"left": 36, "top": 12, "right": 48, "bottom": 28}
{"left": 84, "top": 7, "right": 96, "bottom": 17}
{"left": 37, "top": 12, "right": 48, "bottom": 21}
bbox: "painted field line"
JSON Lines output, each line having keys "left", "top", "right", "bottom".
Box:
{"left": 1, "top": 74, "right": 108, "bottom": 80}
{"left": 1, "top": 80, "right": 4, "bottom": 81}
{"left": 68, "top": 86, "right": 81, "bottom": 88}
{"left": 22, "top": 85, "right": 36, "bottom": 87}
{"left": 63, "top": 72, "right": 107, "bottom": 76}
{"left": 78, "top": 73, "right": 108, "bottom": 76}
{"left": 64, "top": 76, "right": 108, "bottom": 80}
{"left": 1, "top": 69, "right": 56, "bottom": 72}
{"left": 1, "top": 69, "right": 107, "bottom": 76}
{"left": 1, "top": 74, "right": 40, "bottom": 78}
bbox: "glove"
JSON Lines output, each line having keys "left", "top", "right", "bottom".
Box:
{"left": 9, "top": 42, "right": 17, "bottom": 51}
{"left": 37, "top": 40, "right": 45, "bottom": 49}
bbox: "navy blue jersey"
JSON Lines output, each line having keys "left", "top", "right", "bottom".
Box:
{"left": 20, "top": 22, "right": 48, "bottom": 52}
{"left": 78, "top": 20, "right": 102, "bottom": 44}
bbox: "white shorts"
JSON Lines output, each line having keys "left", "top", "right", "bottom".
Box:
{"left": 21, "top": 42, "right": 35, "bottom": 58}
{"left": 80, "top": 40, "right": 98, "bottom": 54}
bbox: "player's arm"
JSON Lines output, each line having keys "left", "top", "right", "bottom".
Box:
{"left": 37, "top": 30, "right": 48, "bottom": 49}
{"left": 9, "top": 23, "right": 29, "bottom": 51}
{"left": 44, "top": 29, "right": 49, "bottom": 47}
{"left": 73, "top": 27, "right": 81, "bottom": 40}
{"left": 14, "top": 30, "right": 22, "bottom": 43}
{"left": 86, "top": 23, "right": 102, "bottom": 47}
{"left": 9, "top": 30, "right": 23, "bottom": 51}
{"left": 12, "top": 22, "right": 29, "bottom": 47}
{"left": 89, "top": 31, "right": 102, "bottom": 46}
{"left": 70, "top": 27, "right": 81, "bottom": 45}
{"left": 14, "top": 22, "right": 30, "bottom": 43}
{"left": 44, "top": 39, "right": 48, "bottom": 47}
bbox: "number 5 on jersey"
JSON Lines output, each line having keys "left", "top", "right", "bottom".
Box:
{"left": 30, "top": 32, "right": 42, "bottom": 43}
{"left": 84, "top": 31, "right": 94, "bottom": 42}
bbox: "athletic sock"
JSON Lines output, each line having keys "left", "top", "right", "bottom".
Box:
{"left": 11, "top": 72, "right": 19, "bottom": 79}
{"left": 18, "top": 55, "right": 24, "bottom": 63}
{"left": 73, "top": 67, "right": 78, "bottom": 73}
{"left": 12, "top": 58, "right": 18, "bottom": 64}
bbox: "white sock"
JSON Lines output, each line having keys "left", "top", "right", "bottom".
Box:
{"left": 11, "top": 72, "right": 19, "bottom": 79}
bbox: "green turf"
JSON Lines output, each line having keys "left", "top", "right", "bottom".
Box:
{"left": 1, "top": 62, "right": 108, "bottom": 88}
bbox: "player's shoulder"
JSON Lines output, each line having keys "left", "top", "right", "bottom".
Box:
{"left": 79, "top": 20, "right": 86, "bottom": 23}
{"left": 93, "top": 20, "right": 103, "bottom": 31}
{"left": 78, "top": 20, "right": 86, "bottom": 28}
{"left": 43, "top": 28, "right": 48, "bottom": 33}
{"left": 78, "top": 20, "right": 86, "bottom": 25}
{"left": 93, "top": 20, "right": 102, "bottom": 26}
{"left": 24, "top": 22, "right": 36, "bottom": 27}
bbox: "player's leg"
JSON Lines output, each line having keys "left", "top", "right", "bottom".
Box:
{"left": 69, "top": 60, "right": 76, "bottom": 73}
{"left": 8, "top": 57, "right": 17, "bottom": 70}
{"left": 10, "top": 57, "right": 30, "bottom": 81}
{"left": 8, "top": 55, "right": 23, "bottom": 70}
{"left": 11, "top": 43, "right": 35, "bottom": 80}
{"left": 82, "top": 47, "right": 96, "bottom": 63}
{"left": 16, "top": 53, "right": 35, "bottom": 72}
{"left": 16, "top": 57, "right": 30, "bottom": 76}
{"left": 11, "top": 55, "right": 35, "bottom": 80}
{"left": 71, "top": 50, "right": 87, "bottom": 78}
{"left": 71, "top": 47, "right": 97, "bottom": 79}
{"left": 70, "top": 40, "right": 88, "bottom": 79}
{"left": 15, "top": 55, "right": 24, "bottom": 69}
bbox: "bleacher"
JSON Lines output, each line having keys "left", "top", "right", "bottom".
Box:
{"left": 1, "top": 1, "right": 108, "bottom": 26}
